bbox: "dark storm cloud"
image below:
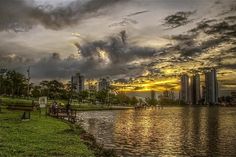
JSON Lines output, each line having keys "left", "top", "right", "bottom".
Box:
{"left": 163, "top": 11, "right": 196, "bottom": 28}
{"left": 0, "top": 0, "right": 129, "bottom": 31}
{"left": 126, "top": 10, "right": 149, "bottom": 17}
{"left": 75, "top": 33, "right": 156, "bottom": 65}
{"left": 0, "top": 41, "right": 39, "bottom": 69}
{"left": 144, "top": 5, "right": 236, "bottom": 77}
{"left": 109, "top": 18, "right": 138, "bottom": 27}
{"left": 0, "top": 52, "right": 32, "bottom": 68}
{"left": 167, "top": 12, "right": 236, "bottom": 58}
{"left": 20, "top": 31, "right": 157, "bottom": 79}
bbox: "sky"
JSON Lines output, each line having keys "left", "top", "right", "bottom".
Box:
{"left": 0, "top": 0, "right": 236, "bottom": 95}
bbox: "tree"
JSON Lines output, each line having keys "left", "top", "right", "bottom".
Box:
{"left": 96, "top": 90, "right": 108, "bottom": 104}
{"left": 116, "top": 93, "right": 131, "bottom": 105}
{"left": 31, "top": 85, "right": 42, "bottom": 98}
{"left": 130, "top": 96, "right": 138, "bottom": 106}
{"left": 78, "top": 91, "right": 89, "bottom": 102}
{"left": 145, "top": 97, "right": 158, "bottom": 106}
{"left": 39, "top": 80, "right": 65, "bottom": 99}
{"left": 4, "top": 70, "right": 27, "bottom": 97}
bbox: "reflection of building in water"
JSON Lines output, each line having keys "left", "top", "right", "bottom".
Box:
{"left": 206, "top": 107, "right": 219, "bottom": 156}
{"left": 72, "top": 73, "right": 85, "bottom": 93}
{"left": 205, "top": 69, "right": 218, "bottom": 105}
{"left": 80, "top": 108, "right": 236, "bottom": 156}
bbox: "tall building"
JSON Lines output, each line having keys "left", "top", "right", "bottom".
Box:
{"left": 151, "top": 90, "right": 156, "bottom": 100}
{"left": 205, "top": 69, "right": 218, "bottom": 105}
{"left": 201, "top": 86, "right": 206, "bottom": 102}
{"left": 98, "top": 78, "right": 110, "bottom": 91}
{"left": 180, "top": 74, "right": 190, "bottom": 104}
{"left": 191, "top": 74, "right": 201, "bottom": 105}
{"left": 72, "top": 73, "right": 85, "bottom": 93}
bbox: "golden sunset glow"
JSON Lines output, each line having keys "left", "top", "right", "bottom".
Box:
{"left": 112, "top": 77, "right": 180, "bottom": 92}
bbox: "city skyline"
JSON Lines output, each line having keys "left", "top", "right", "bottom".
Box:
{"left": 0, "top": 0, "right": 236, "bottom": 94}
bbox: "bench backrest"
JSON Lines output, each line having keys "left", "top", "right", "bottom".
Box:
{"left": 7, "top": 104, "right": 36, "bottom": 111}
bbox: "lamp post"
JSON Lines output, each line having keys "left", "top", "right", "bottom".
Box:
{"left": 27, "top": 67, "right": 31, "bottom": 99}
{"left": 0, "top": 68, "right": 7, "bottom": 95}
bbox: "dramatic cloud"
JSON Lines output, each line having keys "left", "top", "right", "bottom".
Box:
{"left": 164, "top": 11, "right": 196, "bottom": 28}
{"left": 7, "top": 31, "right": 156, "bottom": 80}
{"left": 0, "top": 0, "right": 129, "bottom": 31}
{"left": 0, "top": 0, "right": 236, "bottom": 93}
{"left": 126, "top": 10, "right": 149, "bottom": 17}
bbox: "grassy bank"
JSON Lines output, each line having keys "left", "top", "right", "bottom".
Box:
{"left": 0, "top": 110, "right": 95, "bottom": 157}
{"left": 0, "top": 96, "right": 133, "bottom": 111}
{"left": 0, "top": 96, "right": 33, "bottom": 106}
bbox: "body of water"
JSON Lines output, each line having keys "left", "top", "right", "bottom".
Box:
{"left": 77, "top": 107, "right": 236, "bottom": 157}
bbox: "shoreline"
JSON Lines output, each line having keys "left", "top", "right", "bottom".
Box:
{"left": 55, "top": 117, "right": 117, "bottom": 157}
{"left": 0, "top": 110, "right": 95, "bottom": 157}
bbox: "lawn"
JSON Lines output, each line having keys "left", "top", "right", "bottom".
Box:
{"left": 0, "top": 96, "right": 133, "bottom": 111}
{"left": 0, "top": 110, "right": 94, "bottom": 157}
{"left": 0, "top": 96, "right": 33, "bottom": 106}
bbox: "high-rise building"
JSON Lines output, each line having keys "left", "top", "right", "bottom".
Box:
{"left": 180, "top": 74, "right": 190, "bottom": 104}
{"left": 151, "top": 90, "right": 156, "bottom": 100}
{"left": 201, "top": 86, "right": 206, "bottom": 102}
{"left": 72, "top": 73, "right": 85, "bottom": 93}
{"left": 191, "top": 74, "right": 201, "bottom": 105}
{"left": 205, "top": 69, "right": 218, "bottom": 105}
{"left": 98, "top": 78, "right": 110, "bottom": 91}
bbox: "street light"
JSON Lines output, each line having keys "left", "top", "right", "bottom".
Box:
{"left": 0, "top": 68, "right": 7, "bottom": 95}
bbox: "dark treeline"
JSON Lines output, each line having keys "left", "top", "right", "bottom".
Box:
{"left": 0, "top": 69, "right": 142, "bottom": 106}
{"left": 0, "top": 69, "right": 188, "bottom": 106}
{"left": 0, "top": 69, "right": 28, "bottom": 97}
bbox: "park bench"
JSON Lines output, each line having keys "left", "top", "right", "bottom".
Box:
{"left": 49, "top": 107, "right": 77, "bottom": 123}
{"left": 0, "top": 99, "right": 2, "bottom": 113}
{"left": 7, "top": 103, "right": 38, "bottom": 120}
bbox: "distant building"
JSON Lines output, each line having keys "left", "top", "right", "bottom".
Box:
{"left": 98, "top": 78, "right": 110, "bottom": 91}
{"left": 201, "top": 86, "right": 206, "bottom": 101}
{"left": 231, "top": 91, "right": 236, "bottom": 102}
{"left": 190, "top": 74, "right": 201, "bottom": 105}
{"left": 180, "top": 74, "right": 190, "bottom": 104}
{"left": 72, "top": 73, "right": 85, "bottom": 93}
{"left": 151, "top": 90, "right": 156, "bottom": 100}
{"left": 205, "top": 69, "right": 218, "bottom": 105}
{"left": 161, "top": 90, "right": 175, "bottom": 100}
{"left": 88, "top": 83, "right": 97, "bottom": 91}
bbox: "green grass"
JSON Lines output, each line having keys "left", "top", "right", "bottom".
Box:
{"left": 0, "top": 96, "right": 133, "bottom": 112}
{"left": 0, "top": 97, "right": 33, "bottom": 106}
{"left": 0, "top": 110, "right": 94, "bottom": 157}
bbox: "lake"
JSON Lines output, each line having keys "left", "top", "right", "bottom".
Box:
{"left": 77, "top": 107, "right": 236, "bottom": 157}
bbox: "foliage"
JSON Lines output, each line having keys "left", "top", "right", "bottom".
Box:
{"left": 145, "top": 97, "right": 158, "bottom": 106}
{"left": 116, "top": 93, "right": 131, "bottom": 105}
{"left": 158, "top": 98, "right": 182, "bottom": 106}
{"left": 0, "top": 69, "right": 140, "bottom": 106}
{"left": 95, "top": 90, "right": 108, "bottom": 104}
{"left": 0, "top": 69, "right": 28, "bottom": 97}
{"left": 130, "top": 96, "right": 138, "bottom": 106}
